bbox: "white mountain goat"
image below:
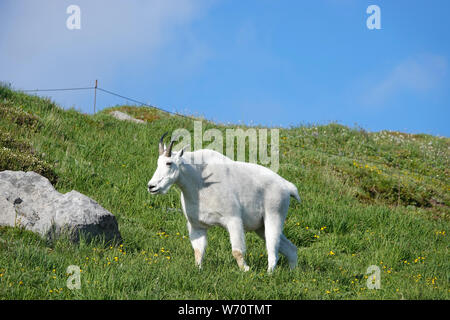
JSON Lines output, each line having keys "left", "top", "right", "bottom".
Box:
{"left": 147, "top": 133, "right": 301, "bottom": 272}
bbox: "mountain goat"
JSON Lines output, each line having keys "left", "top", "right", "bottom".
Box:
{"left": 147, "top": 132, "right": 301, "bottom": 272}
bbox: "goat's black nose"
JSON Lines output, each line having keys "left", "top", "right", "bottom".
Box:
{"left": 148, "top": 184, "right": 156, "bottom": 190}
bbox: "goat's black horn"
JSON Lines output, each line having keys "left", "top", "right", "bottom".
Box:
{"left": 159, "top": 132, "right": 168, "bottom": 155}
{"left": 165, "top": 140, "right": 175, "bottom": 157}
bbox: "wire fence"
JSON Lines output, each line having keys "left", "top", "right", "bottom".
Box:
{"left": 95, "top": 87, "right": 192, "bottom": 121}
{"left": 23, "top": 87, "right": 96, "bottom": 92}
{"left": 19, "top": 82, "right": 449, "bottom": 188}
{"left": 22, "top": 82, "right": 194, "bottom": 120}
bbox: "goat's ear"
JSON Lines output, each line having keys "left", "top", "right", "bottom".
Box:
{"left": 176, "top": 144, "right": 190, "bottom": 159}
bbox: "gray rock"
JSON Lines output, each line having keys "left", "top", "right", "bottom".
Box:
{"left": 109, "top": 110, "right": 145, "bottom": 123}
{"left": 0, "top": 170, "right": 121, "bottom": 243}
{"left": 0, "top": 197, "right": 15, "bottom": 226}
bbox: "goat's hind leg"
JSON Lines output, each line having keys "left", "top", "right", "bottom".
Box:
{"left": 261, "top": 214, "right": 283, "bottom": 273}
{"left": 255, "top": 228, "right": 297, "bottom": 270}
{"left": 280, "top": 234, "right": 297, "bottom": 269}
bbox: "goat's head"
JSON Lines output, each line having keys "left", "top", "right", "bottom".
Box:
{"left": 147, "top": 132, "right": 185, "bottom": 195}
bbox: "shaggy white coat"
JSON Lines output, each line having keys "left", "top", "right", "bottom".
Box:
{"left": 147, "top": 148, "right": 300, "bottom": 272}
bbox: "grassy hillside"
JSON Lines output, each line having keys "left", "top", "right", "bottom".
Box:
{"left": 0, "top": 85, "right": 448, "bottom": 299}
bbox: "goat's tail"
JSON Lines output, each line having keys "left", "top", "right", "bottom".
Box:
{"left": 287, "top": 181, "right": 301, "bottom": 203}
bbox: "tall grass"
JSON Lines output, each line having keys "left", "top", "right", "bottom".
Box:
{"left": 0, "top": 85, "right": 448, "bottom": 299}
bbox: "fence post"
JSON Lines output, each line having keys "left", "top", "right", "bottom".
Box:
{"left": 93, "top": 79, "right": 98, "bottom": 114}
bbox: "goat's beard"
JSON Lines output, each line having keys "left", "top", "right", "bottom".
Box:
{"left": 158, "top": 185, "right": 171, "bottom": 194}
{"left": 153, "top": 180, "right": 174, "bottom": 195}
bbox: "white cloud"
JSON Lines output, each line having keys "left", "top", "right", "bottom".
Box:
{"left": 361, "top": 54, "right": 448, "bottom": 107}
{"left": 0, "top": 0, "right": 211, "bottom": 89}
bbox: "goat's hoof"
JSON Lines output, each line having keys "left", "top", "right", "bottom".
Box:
{"left": 289, "top": 263, "right": 298, "bottom": 270}
{"left": 239, "top": 265, "right": 250, "bottom": 272}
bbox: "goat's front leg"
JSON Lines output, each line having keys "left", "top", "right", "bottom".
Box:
{"left": 187, "top": 221, "right": 207, "bottom": 269}
{"left": 227, "top": 218, "right": 250, "bottom": 271}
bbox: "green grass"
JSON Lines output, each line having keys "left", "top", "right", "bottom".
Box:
{"left": 0, "top": 85, "right": 449, "bottom": 299}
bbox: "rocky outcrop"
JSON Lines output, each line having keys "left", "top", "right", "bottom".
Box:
{"left": 109, "top": 110, "right": 145, "bottom": 123}
{"left": 0, "top": 170, "right": 121, "bottom": 243}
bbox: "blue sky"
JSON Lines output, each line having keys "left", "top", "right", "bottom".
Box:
{"left": 1, "top": 0, "right": 449, "bottom": 136}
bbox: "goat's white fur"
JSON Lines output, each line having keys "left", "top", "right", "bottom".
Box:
{"left": 147, "top": 144, "right": 300, "bottom": 273}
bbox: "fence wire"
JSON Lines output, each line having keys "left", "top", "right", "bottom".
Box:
{"left": 22, "top": 85, "right": 194, "bottom": 120}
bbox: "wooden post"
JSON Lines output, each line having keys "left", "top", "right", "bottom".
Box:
{"left": 93, "top": 79, "right": 98, "bottom": 113}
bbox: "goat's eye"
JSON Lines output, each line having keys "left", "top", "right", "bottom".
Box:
{"left": 166, "top": 162, "right": 172, "bottom": 166}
